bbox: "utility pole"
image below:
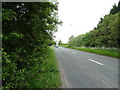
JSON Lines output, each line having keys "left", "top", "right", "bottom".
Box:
{"left": 70, "top": 24, "right": 77, "bottom": 47}
{"left": 76, "top": 37, "right": 77, "bottom": 47}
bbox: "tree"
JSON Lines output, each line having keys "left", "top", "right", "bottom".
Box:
{"left": 110, "top": 1, "right": 120, "bottom": 15}
{"left": 67, "top": 1, "right": 120, "bottom": 49}
{"left": 58, "top": 40, "right": 62, "bottom": 45}
{"left": 2, "top": 2, "right": 60, "bottom": 88}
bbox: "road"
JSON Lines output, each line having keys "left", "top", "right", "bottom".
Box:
{"left": 54, "top": 47, "right": 118, "bottom": 88}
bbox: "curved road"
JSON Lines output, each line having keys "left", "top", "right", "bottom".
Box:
{"left": 54, "top": 47, "right": 118, "bottom": 88}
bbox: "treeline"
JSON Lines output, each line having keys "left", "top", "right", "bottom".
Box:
{"left": 2, "top": 2, "right": 60, "bottom": 88}
{"left": 68, "top": 1, "right": 120, "bottom": 49}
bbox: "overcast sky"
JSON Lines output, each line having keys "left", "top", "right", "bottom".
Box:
{"left": 54, "top": 0, "right": 119, "bottom": 43}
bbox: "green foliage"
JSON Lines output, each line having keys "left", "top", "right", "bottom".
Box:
{"left": 28, "top": 48, "right": 61, "bottom": 88}
{"left": 68, "top": 35, "right": 77, "bottom": 47}
{"left": 2, "top": 9, "right": 16, "bottom": 21}
{"left": 68, "top": 2, "right": 119, "bottom": 49}
{"left": 58, "top": 40, "right": 62, "bottom": 45}
{"left": 67, "top": 2, "right": 120, "bottom": 58}
{"left": 110, "top": 1, "right": 120, "bottom": 15}
{"left": 65, "top": 47, "right": 120, "bottom": 58}
{"left": 2, "top": 2, "right": 60, "bottom": 89}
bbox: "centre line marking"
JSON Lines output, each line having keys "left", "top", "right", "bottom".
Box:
{"left": 72, "top": 52, "right": 76, "bottom": 54}
{"left": 88, "top": 59, "right": 104, "bottom": 65}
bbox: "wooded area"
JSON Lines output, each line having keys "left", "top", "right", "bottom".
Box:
{"left": 68, "top": 1, "right": 120, "bottom": 49}
{"left": 2, "top": 1, "right": 120, "bottom": 89}
{"left": 2, "top": 2, "right": 60, "bottom": 88}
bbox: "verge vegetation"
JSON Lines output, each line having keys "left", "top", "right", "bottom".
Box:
{"left": 28, "top": 47, "right": 61, "bottom": 88}
{"left": 61, "top": 45, "right": 120, "bottom": 58}
{"left": 62, "top": 1, "right": 120, "bottom": 59}
{"left": 2, "top": 2, "right": 61, "bottom": 89}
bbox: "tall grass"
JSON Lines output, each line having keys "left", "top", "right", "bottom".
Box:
{"left": 28, "top": 47, "right": 61, "bottom": 88}
{"left": 63, "top": 46, "right": 120, "bottom": 58}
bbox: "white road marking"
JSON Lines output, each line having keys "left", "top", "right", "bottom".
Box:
{"left": 60, "top": 62, "right": 69, "bottom": 87}
{"left": 88, "top": 59, "right": 104, "bottom": 65}
{"left": 72, "top": 52, "right": 76, "bottom": 54}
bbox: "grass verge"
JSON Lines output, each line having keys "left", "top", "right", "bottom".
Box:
{"left": 29, "top": 47, "right": 61, "bottom": 88}
{"left": 62, "top": 46, "right": 120, "bottom": 58}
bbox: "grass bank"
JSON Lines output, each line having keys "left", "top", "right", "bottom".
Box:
{"left": 62, "top": 46, "right": 120, "bottom": 58}
{"left": 29, "top": 47, "right": 61, "bottom": 88}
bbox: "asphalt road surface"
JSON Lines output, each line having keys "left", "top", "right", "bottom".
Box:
{"left": 54, "top": 47, "right": 118, "bottom": 88}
